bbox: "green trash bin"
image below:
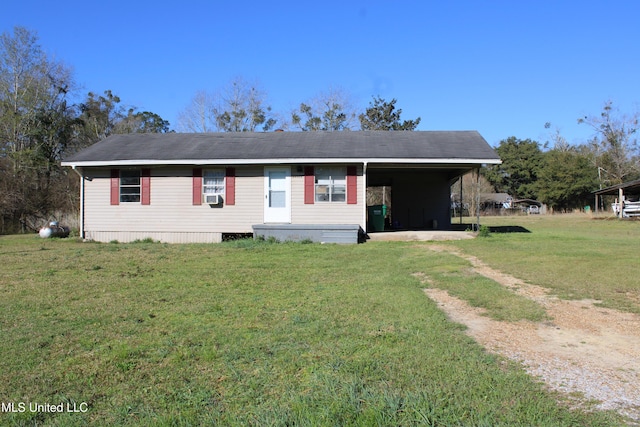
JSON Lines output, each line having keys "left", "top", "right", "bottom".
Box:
{"left": 368, "top": 205, "right": 387, "bottom": 232}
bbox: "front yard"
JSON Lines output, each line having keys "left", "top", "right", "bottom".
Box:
{"left": 0, "top": 223, "right": 628, "bottom": 425}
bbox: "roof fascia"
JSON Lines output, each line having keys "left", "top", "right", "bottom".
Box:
{"left": 61, "top": 158, "right": 502, "bottom": 168}
{"left": 593, "top": 178, "right": 640, "bottom": 195}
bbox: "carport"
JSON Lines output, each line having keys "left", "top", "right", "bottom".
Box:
{"left": 365, "top": 163, "right": 484, "bottom": 232}
{"left": 593, "top": 178, "right": 640, "bottom": 217}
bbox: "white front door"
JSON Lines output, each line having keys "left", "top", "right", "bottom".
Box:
{"left": 264, "top": 167, "right": 291, "bottom": 223}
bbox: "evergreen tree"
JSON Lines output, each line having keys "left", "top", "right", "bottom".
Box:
{"left": 537, "top": 148, "right": 598, "bottom": 211}
{"left": 359, "top": 97, "right": 421, "bottom": 131}
{"left": 482, "top": 137, "right": 544, "bottom": 199}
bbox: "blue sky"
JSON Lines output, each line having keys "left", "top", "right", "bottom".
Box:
{"left": 3, "top": 0, "right": 640, "bottom": 147}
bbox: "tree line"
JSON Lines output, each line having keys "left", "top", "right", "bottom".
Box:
{"left": 175, "top": 78, "right": 420, "bottom": 133}
{"left": 0, "top": 27, "right": 174, "bottom": 233}
{"left": 478, "top": 102, "right": 639, "bottom": 212}
{"left": 1, "top": 26, "right": 639, "bottom": 232}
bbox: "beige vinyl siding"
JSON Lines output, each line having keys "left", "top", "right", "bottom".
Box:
{"left": 291, "top": 165, "right": 364, "bottom": 226}
{"left": 82, "top": 164, "right": 364, "bottom": 243}
{"left": 83, "top": 166, "right": 263, "bottom": 242}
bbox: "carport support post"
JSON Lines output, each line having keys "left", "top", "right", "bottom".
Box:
{"left": 475, "top": 167, "right": 481, "bottom": 231}
{"left": 71, "top": 165, "right": 85, "bottom": 239}
{"left": 618, "top": 187, "right": 624, "bottom": 218}
{"left": 459, "top": 177, "right": 463, "bottom": 224}
{"left": 362, "top": 162, "right": 368, "bottom": 230}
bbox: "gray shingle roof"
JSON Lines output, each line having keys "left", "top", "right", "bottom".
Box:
{"left": 62, "top": 131, "right": 500, "bottom": 166}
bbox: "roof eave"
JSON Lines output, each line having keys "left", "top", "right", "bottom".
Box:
{"left": 61, "top": 158, "right": 502, "bottom": 168}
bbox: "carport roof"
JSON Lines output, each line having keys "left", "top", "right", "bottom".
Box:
{"left": 62, "top": 131, "right": 501, "bottom": 167}
{"left": 593, "top": 178, "right": 640, "bottom": 196}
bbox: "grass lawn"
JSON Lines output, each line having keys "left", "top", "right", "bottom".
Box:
{"left": 453, "top": 214, "right": 640, "bottom": 314}
{"left": 0, "top": 230, "right": 625, "bottom": 426}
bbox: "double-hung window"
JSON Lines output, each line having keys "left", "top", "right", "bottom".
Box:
{"left": 203, "top": 170, "right": 225, "bottom": 203}
{"left": 315, "top": 167, "right": 346, "bottom": 202}
{"left": 119, "top": 170, "right": 141, "bottom": 203}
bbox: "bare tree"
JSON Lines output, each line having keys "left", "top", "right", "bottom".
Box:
{"left": 177, "top": 77, "right": 277, "bottom": 132}
{"left": 451, "top": 172, "right": 495, "bottom": 218}
{"left": 214, "top": 77, "right": 276, "bottom": 132}
{"left": 543, "top": 122, "right": 570, "bottom": 151}
{"left": 176, "top": 90, "right": 216, "bottom": 132}
{"left": 578, "top": 101, "right": 639, "bottom": 184}
{"left": 0, "top": 26, "right": 79, "bottom": 232}
{"left": 0, "top": 26, "right": 75, "bottom": 154}
{"left": 291, "top": 86, "right": 357, "bottom": 131}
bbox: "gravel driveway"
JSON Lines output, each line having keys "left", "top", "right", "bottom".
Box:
{"left": 422, "top": 245, "right": 640, "bottom": 424}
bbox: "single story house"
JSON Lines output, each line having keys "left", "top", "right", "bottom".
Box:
{"left": 61, "top": 131, "right": 501, "bottom": 243}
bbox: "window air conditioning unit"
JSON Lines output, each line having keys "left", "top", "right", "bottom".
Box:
{"left": 205, "top": 194, "right": 221, "bottom": 204}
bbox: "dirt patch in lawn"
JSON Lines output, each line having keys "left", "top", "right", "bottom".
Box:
{"left": 422, "top": 245, "right": 640, "bottom": 423}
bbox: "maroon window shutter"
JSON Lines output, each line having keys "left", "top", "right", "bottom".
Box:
{"left": 110, "top": 169, "right": 120, "bottom": 205}
{"left": 347, "top": 166, "right": 357, "bottom": 204}
{"left": 141, "top": 168, "right": 151, "bottom": 205}
{"left": 192, "top": 168, "right": 202, "bottom": 205}
{"left": 304, "top": 166, "right": 315, "bottom": 204}
{"left": 225, "top": 167, "right": 236, "bottom": 205}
